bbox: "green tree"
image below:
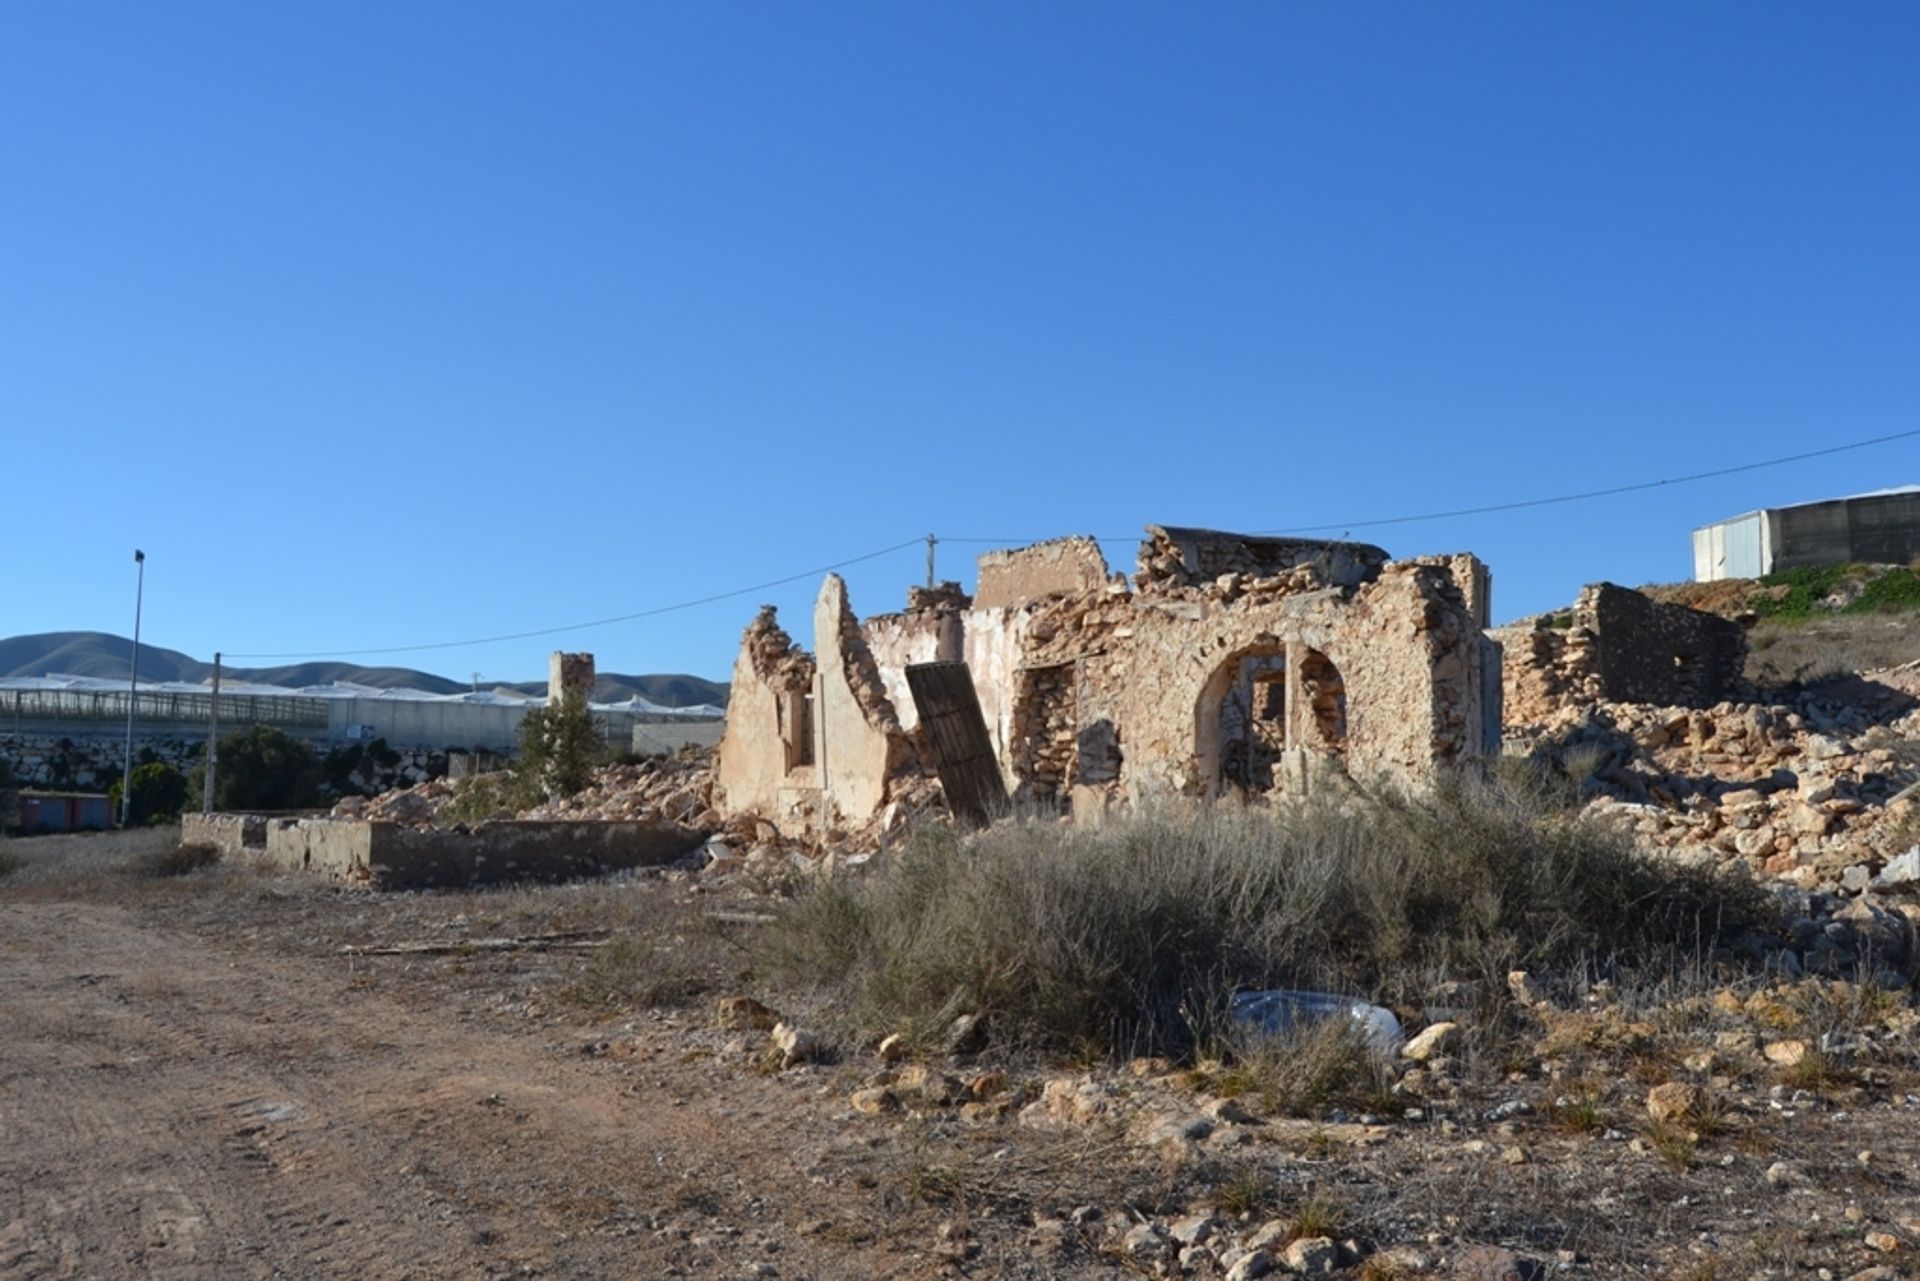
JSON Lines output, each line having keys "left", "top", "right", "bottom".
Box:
{"left": 516, "top": 692, "right": 601, "bottom": 800}
{"left": 196, "top": 725, "right": 323, "bottom": 812}
{"left": 109, "top": 761, "right": 190, "bottom": 826}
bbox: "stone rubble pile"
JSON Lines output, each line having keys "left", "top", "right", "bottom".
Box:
{"left": 1509, "top": 659, "right": 1920, "bottom": 977}
{"left": 521, "top": 748, "right": 717, "bottom": 825}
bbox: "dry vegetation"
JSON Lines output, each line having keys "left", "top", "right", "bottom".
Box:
{"left": 7, "top": 779, "right": 1919, "bottom": 1278}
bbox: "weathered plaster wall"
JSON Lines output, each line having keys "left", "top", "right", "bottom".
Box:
{"left": 864, "top": 608, "right": 963, "bottom": 733}
{"left": 714, "top": 607, "right": 817, "bottom": 824}
{"left": 813, "top": 574, "right": 916, "bottom": 827}
{"left": 975, "top": 537, "right": 1111, "bottom": 608}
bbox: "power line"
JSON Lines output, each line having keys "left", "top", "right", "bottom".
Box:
{"left": 939, "top": 427, "right": 1920, "bottom": 545}
{"left": 1255, "top": 427, "right": 1920, "bottom": 536}
{"left": 223, "top": 538, "right": 925, "bottom": 660}
{"left": 223, "top": 427, "right": 1916, "bottom": 663}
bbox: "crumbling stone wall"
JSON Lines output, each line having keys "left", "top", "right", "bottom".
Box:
{"left": 713, "top": 608, "right": 819, "bottom": 822}
{"left": 1497, "top": 583, "right": 1747, "bottom": 726}
{"left": 975, "top": 537, "right": 1111, "bottom": 609}
{"left": 714, "top": 578, "right": 922, "bottom": 837}
{"left": 548, "top": 652, "right": 595, "bottom": 704}
{"left": 1137, "top": 526, "right": 1389, "bottom": 593}
{"left": 717, "top": 526, "right": 1500, "bottom": 828}
{"left": 814, "top": 574, "right": 919, "bottom": 827}
{"left": 864, "top": 583, "right": 968, "bottom": 733}
{"left": 1009, "top": 664, "right": 1077, "bottom": 801}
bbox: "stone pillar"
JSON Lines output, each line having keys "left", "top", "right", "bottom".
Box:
{"left": 548, "top": 652, "right": 595, "bottom": 705}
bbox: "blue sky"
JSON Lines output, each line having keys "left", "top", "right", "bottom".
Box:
{"left": 4, "top": 4, "right": 1916, "bottom": 685}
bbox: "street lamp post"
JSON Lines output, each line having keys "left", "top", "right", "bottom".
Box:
{"left": 121, "top": 549, "right": 145, "bottom": 827}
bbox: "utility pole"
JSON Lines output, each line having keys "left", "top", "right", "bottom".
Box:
{"left": 120, "top": 549, "right": 146, "bottom": 827}
{"left": 203, "top": 652, "right": 221, "bottom": 813}
{"left": 925, "top": 533, "right": 937, "bottom": 589}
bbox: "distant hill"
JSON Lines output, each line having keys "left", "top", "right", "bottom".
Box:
{"left": 0, "top": 632, "right": 728, "bottom": 708}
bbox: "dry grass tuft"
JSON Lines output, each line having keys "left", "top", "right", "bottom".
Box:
{"left": 761, "top": 780, "right": 1780, "bottom": 1060}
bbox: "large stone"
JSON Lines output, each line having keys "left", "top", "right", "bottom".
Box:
{"left": 1402, "top": 1021, "right": 1460, "bottom": 1062}
{"left": 1645, "top": 1081, "right": 1701, "bottom": 1124}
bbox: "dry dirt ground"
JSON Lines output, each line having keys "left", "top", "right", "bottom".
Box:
{"left": 5, "top": 830, "right": 1920, "bottom": 1281}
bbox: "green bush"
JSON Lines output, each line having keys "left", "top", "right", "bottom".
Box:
{"left": 108, "top": 761, "right": 190, "bottom": 826}
{"left": 761, "top": 779, "right": 1779, "bottom": 1059}
{"left": 516, "top": 692, "right": 601, "bottom": 801}
{"left": 193, "top": 725, "right": 322, "bottom": 812}
{"left": 1752, "top": 563, "right": 1920, "bottom": 620}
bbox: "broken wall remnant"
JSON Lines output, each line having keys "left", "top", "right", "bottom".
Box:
{"left": 712, "top": 578, "right": 921, "bottom": 838}
{"left": 1496, "top": 583, "right": 1748, "bottom": 725}
{"left": 714, "top": 607, "right": 819, "bottom": 822}
{"left": 1137, "top": 525, "right": 1390, "bottom": 593}
{"left": 975, "top": 536, "right": 1111, "bottom": 609}
{"left": 714, "top": 527, "right": 1502, "bottom": 831}
{"left": 549, "top": 652, "right": 596, "bottom": 704}
{"left": 250, "top": 816, "right": 703, "bottom": 888}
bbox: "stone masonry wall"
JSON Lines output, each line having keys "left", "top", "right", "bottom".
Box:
{"left": 1137, "top": 526, "right": 1390, "bottom": 593}
{"left": 975, "top": 537, "right": 1111, "bottom": 609}
{"left": 1497, "top": 583, "right": 1747, "bottom": 726}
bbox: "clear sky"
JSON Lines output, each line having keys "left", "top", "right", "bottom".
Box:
{"left": 4, "top": 4, "right": 1916, "bottom": 685}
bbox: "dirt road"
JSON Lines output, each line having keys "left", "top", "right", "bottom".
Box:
{"left": 0, "top": 898, "right": 912, "bottom": 1281}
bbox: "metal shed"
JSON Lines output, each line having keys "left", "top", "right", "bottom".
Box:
{"left": 1692, "top": 486, "right": 1920, "bottom": 582}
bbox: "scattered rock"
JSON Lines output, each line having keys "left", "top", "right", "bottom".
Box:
{"left": 1763, "top": 1039, "right": 1809, "bottom": 1067}
{"left": 715, "top": 996, "right": 777, "bottom": 1031}
{"left": 1402, "top": 1021, "right": 1460, "bottom": 1062}
{"left": 1225, "top": 1248, "right": 1274, "bottom": 1281}
{"left": 1282, "top": 1236, "right": 1338, "bottom": 1275}
{"left": 771, "top": 1022, "right": 819, "bottom": 1068}
{"left": 1646, "top": 1081, "right": 1702, "bottom": 1124}
{"left": 1452, "top": 1245, "right": 1542, "bottom": 1281}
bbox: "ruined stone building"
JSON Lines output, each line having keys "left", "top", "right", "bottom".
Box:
{"left": 1494, "top": 583, "right": 1748, "bottom": 727}
{"left": 714, "top": 527, "right": 1503, "bottom": 836}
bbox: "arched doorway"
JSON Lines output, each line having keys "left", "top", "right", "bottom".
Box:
{"left": 1193, "top": 642, "right": 1349, "bottom": 798}
{"left": 1194, "top": 644, "right": 1288, "bottom": 798}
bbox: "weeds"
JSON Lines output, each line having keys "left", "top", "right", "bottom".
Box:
{"left": 1203, "top": 1019, "right": 1397, "bottom": 1119}
{"left": 560, "top": 931, "right": 713, "bottom": 1011}
{"left": 761, "top": 779, "right": 1779, "bottom": 1059}
{"left": 0, "top": 845, "right": 19, "bottom": 880}
{"left": 1208, "top": 1164, "right": 1279, "bottom": 1217}
{"left": 1288, "top": 1188, "right": 1346, "bottom": 1242}
{"left": 1647, "top": 1119, "right": 1697, "bottom": 1170}
{"left": 132, "top": 842, "right": 220, "bottom": 879}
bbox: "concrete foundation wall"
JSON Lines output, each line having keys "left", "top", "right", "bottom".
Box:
{"left": 181, "top": 811, "right": 269, "bottom": 857}
{"left": 257, "top": 818, "right": 704, "bottom": 889}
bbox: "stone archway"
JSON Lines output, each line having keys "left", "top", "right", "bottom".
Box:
{"left": 1296, "top": 648, "right": 1347, "bottom": 758}
{"left": 1193, "top": 643, "right": 1289, "bottom": 797}
{"left": 1194, "top": 641, "right": 1349, "bottom": 798}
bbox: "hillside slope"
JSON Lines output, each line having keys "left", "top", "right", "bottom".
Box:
{"left": 0, "top": 632, "right": 728, "bottom": 708}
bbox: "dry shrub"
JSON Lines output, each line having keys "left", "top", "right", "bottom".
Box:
{"left": 133, "top": 842, "right": 221, "bottom": 879}
{"left": 762, "top": 778, "right": 1779, "bottom": 1059}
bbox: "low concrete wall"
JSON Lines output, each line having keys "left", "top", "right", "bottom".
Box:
{"left": 257, "top": 818, "right": 706, "bottom": 889}
{"left": 180, "top": 812, "right": 269, "bottom": 856}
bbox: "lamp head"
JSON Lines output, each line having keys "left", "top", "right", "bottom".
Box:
{"left": 134, "top": 549, "right": 145, "bottom": 563}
